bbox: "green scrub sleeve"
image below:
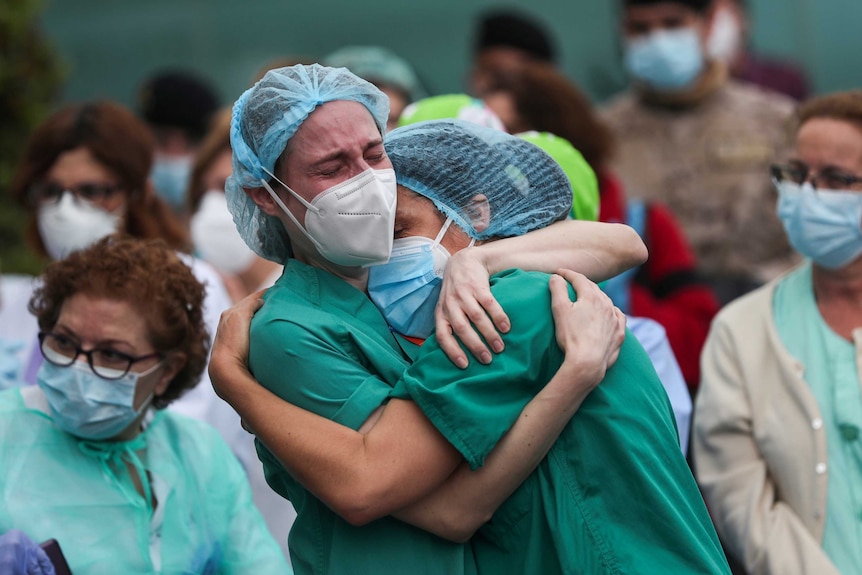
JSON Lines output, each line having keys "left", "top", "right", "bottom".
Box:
{"left": 249, "top": 314, "right": 397, "bottom": 430}
{"left": 396, "top": 270, "right": 565, "bottom": 469}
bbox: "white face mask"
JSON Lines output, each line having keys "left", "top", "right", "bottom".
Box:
{"left": 190, "top": 190, "right": 257, "bottom": 274}
{"left": 260, "top": 167, "right": 397, "bottom": 267}
{"left": 37, "top": 192, "right": 122, "bottom": 260}
{"left": 707, "top": 6, "right": 743, "bottom": 64}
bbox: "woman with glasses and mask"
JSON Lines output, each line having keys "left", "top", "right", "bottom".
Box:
{"left": 0, "top": 235, "right": 289, "bottom": 574}
{"left": 5, "top": 101, "right": 247, "bottom": 472}
{"left": 694, "top": 91, "right": 862, "bottom": 575}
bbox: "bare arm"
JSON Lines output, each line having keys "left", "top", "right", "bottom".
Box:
{"left": 437, "top": 220, "right": 646, "bottom": 367}
{"left": 209, "top": 295, "right": 462, "bottom": 526}
{"left": 211, "top": 274, "right": 624, "bottom": 533}
{"left": 393, "top": 270, "right": 626, "bottom": 541}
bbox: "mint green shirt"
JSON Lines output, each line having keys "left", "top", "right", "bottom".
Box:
{"left": 0, "top": 387, "right": 289, "bottom": 574}
{"left": 774, "top": 262, "right": 862, "bottom": 574}
{"left": 249, "top": 260, "right": 475, "bottom": 575}
{"left": 394, "top": 269, "right": 730, "bottom": 574}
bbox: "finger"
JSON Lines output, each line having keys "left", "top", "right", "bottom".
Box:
{"left": 449, "top": 312, "right": 493, "bottom": 365}
{"left": 473, "top": 288, "right": 510, "bottom": 334}
{"left": 555, "top": 268, "right": 592, "bottom": 297}
{"left": 549, "top": 274, "right": 574, "bottom": 319}
{"left": 461, "top": 294, "right": 505, "bottom": 353}
{"left": 434, "top": 321, "right": 470, "bottom": 369}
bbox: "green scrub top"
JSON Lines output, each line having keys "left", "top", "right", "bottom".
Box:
{"left": 0, "top": 387, "right": 289, "bottom": 574}
{"left": 249, "top": 260, "right": 475, "bottom": 575}
{"left": 774, "top": 262, "right": 862, "bottom": 574}
{"left": 393, "top": 269, "right": 731, "bottom": 575}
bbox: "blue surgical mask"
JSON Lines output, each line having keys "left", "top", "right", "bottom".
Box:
{"left": 624, "top": 28, "right": 705, "bottom": 91}
{"left": 368, "top": 218, "right": 469, "bottom": 339}
{"left": 776, "top": 180, "right": 862, "bottom": 269}
{"left": 37, "top": 359, "right": 160, "bottom": 440}
{"left": 150, "top": 156, "right": 193, "bottom": 212}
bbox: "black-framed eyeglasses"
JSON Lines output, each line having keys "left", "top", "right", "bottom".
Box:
{"left": 38, "top": 332, "right": 162, "bottom": 380}
{"left": 771, "top": 162, "right": 862, "bottom": 191}
{"left": 27, "top": 181, "right": 121, "bottom": 208}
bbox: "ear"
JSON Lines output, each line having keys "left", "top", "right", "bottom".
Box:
{"left": 466, "top": 194, "right": 491, "bottom": 233}
{"left": 246, "top": 185, "right": 281, "bottom": 217}
{"left": 154, "top": 352, "right": 186, "bottom": 398}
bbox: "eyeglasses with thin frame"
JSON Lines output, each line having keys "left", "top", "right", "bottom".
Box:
{"left": 38, "top": 331, "right": 162, "bottom": 380}
{"left": 771, "top": 162, "right": 862, "bottom": 191}
{"left": 28, "top": 182, "right": 122, "bottom": 208}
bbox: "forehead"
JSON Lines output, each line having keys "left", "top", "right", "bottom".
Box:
{"left": 795, "top": 118, "right": 862, "bottom": 168}
{"left": 624, "top": 3, "right": 702, "bottom": 23}
{"left": 56, "top": 293, "right": 150, "bottom": 347}
{"left": 395, "top": 186, "right": 440, "bottom": 221}
{"left": 46, "top": 147, "right": 117, "bottom": 184}
{"left": 286, "top": 100, "right": 382, "bottom": 162}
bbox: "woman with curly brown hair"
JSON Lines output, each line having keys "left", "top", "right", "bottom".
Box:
{"left": 0, "top": 235, "right": 288, "bottom": 574}
{"left": 3, "top": 100, "right": 241, "bottom": 464}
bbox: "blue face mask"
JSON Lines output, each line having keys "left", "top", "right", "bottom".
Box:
{"left": 150, "top": 156, "right": 193, "bottom": 212}
{"left": 368, "top": 218, "right": 467, "bottom": 339}
{"left": 776, "top": 180, "right": 862, "bottom": 269}
{"left": 624, "top": 28, "right": 705, "bottom": 91}
{"left": 36, "top": 359, "right": 160, "bottom": 440}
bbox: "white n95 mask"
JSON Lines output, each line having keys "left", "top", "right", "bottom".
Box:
{"left": 260, "top": 167, "right": 397, "bottom": 267}
{"left": 190, "top": 190, "right": 257, "bottom": 274}
{"left": 37, "top": 192, "right": 122, "bottom": 260}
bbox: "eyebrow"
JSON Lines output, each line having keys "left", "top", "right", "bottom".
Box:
{"left": 309, "top": 138, "right": 385, "bottom": 168}
{"left": 53, "top": 324, "right": 136, "bottom": 351}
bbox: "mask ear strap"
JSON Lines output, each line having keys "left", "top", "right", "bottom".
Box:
{"left": 260, "top": 167, "right": 319, "bottom": 213}
{"left": 259, "top": 178, "right": 326, "bottom": 254}
{"left": 432, "top": 217, "right": 453, "bottom": 248}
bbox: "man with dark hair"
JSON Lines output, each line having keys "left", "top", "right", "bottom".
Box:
{"left": 137, "top": 69, "right": 221, "bottom": 214}
{"left": 601, "top": 0, "right": 799, "bottom": 305}
{"left": 468, "top": 8, "right": 557, "bottom": 97}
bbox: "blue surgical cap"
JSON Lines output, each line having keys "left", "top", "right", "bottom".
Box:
{"left": 385, "top": 119, "right": 572, "bottom": 239}
{"left": 226, "top": 63, "right": 390, "bottom": 262}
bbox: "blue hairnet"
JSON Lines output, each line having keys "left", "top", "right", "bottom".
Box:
{"left": 323, "top": 46, "right": 426, "bottom": 103}
{"left": 226, "top": 63, "right": 390, "bottom": 262}
{"left": 385, "top": 119, "right": 572, "bottom": 239}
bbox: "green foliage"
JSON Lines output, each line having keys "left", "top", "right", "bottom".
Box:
{"left": 0, "top": 0, "right": 65, "bottom": 275}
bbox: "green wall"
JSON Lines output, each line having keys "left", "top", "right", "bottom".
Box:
{"left": 38, "top": 0, "right": 862, "bottom": 110}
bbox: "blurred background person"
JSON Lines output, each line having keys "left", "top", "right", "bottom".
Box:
{"left": 188, "top": 108, "right": 283, "bottom": 302}
{"left": 186, "top": 107, "right": 296, "bottom": 561}
{"left": 483, "top": 62, "right": 719, "bottom": 392}
{"left": 694, "top": 90, "right": 862, "bottom": 575}
{"left": 6, "top": 100, "right": 256, "bottom": 496}
{"left": 706, "top": 0, "right": 811, "bottom": 101}
{"left": 467, "top": 7, "right": 557, "bottom": 99}
{"left": 323, "top": 45, "right": 427, "bottom": 132}
{"left": 137, "top": 69, "right": 221, "bottom": 218}
{"left": 0, "top": 266, "right": 37, "bottom": 390}
{"left": 0, "top": 235, "right": 289, "bottom": 574}
{"left": 601, "top": 0, "right": 798, "bottom": 305}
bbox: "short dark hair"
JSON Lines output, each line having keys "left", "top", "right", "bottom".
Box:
{"left": 475, "top": 9, "right": 556, "bottom": 63}
{"left": 622, "top": 0, "right": 713, "bottom": 13}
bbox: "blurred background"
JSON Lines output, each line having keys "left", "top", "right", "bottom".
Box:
{"left": 2, "top": 0, "right": 860, "bottom": 273}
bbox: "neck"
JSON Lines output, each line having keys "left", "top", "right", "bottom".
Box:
{"left": 812, "top": 259, "right": 862, "bottom": 307}
{"left": 238, "top": 258, "right": 282, "bottom": 293}
{"left": 292, "top": 246, "right": 369, "bottom": 292}
{"left": 639, "top": 60, "right": 728, "bottom": 109}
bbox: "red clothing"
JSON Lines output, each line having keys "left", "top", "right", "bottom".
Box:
{"left": 599, "top": 171, "right": 719, "bottom": 390}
